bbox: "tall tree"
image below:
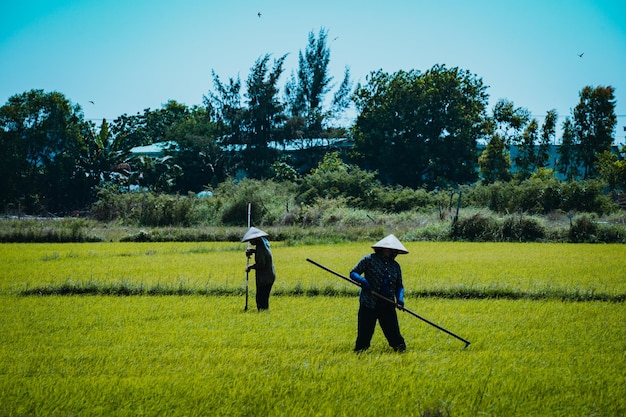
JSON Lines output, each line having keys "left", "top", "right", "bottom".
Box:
{"left": 557, "top": 117, "right": 579, "bottom": 181}
{"left": 595, "top": 149, "right": 626, "bottom": 193}
{"left": 492, "top": 99, "right": 531, "bottom": 146}
{"left": 163, "top": 105, "right": 223, "bottom": 192}
{"left": 205, "top": 54, "right": 288, "bottom": 179}
{"left": 573, "top": 85, "right": 617, "bottom": 178}
{"left": 478, "top": 134, "right": 512, "bottom": 183}
{"left": 0, "top": 89, "right": 91, "bottom": 213}
{"left": 285, "top": 28, "right": 352, "bottom": 149}
{"left": 204, "top": 71, "right": 245, "bottom": 177}
{"left": 352, "top": 65, "right": 488, "bottom": 188}
{"left": 110, "top": 100, "right": 191, "bottom": 151}
{"left": 538, "top": 109, "right": 558, "bottom": 169}
{"left": 243, "top": 54, "right": 288, "bottom": 178}
{"left": 79, "top": 118, "right": 131, "bottom": 188}
{"left": 514, "top": 119, "right": 539, "bottom": 179}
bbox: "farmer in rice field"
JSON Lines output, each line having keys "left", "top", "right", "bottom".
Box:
{"left": 242, "top": 227, "right": 276, "bottom": 311}
{"left": 349, "top": 234, "right": 408, "bottom": 353}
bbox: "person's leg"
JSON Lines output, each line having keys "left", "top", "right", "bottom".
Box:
{"left": 354, "top": 305, "right": 377, "bottom": 352}
{"left": 256, "top": 283, "right": 272, "bottom": 310}
{"left": 378, "top": 304, "right": 406, "bottom": 352}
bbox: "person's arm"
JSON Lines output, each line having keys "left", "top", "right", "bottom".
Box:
{"left": 350, "top": 271, "right": 370, "bottom": 290}
{"left": 395, "top": 287, "right": 405, "bottom": 308}
{"left": 395, "top": 266, "right": 405, "bottom": 307}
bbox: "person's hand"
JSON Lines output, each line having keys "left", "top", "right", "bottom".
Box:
{"left": 350, "top": 272, "right": 370, "bottom": 291}
{"left": 245, "top": 265, "right": 254, "bottom": 273}
{"left": 245, "top": 248, "right": 255, "bottom": 257}
{"left": 397, "top": 300, "right": 405, "bottom": 310}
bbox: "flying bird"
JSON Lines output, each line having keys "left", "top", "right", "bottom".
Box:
{"left": 578, "top": 52, "right": 584, "bottom": 58}
{"left": 258, "top": 12, "right": 261, "bottom": 17}
{"left": 89, "top": 100, "right": 95, "bottom": 104}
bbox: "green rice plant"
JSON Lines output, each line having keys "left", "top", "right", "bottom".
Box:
{"left": 0, "top": 296, "right": 624, "bottom": 416}
{"left": 2, "top": 242, "right": 625, "bottom": 301}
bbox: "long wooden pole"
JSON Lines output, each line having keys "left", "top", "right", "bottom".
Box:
{"left": 306, "top": 258, "right": 470, "bottom": 348}
{"left": 245, "top": 203, "right": 251, "bottom": 311}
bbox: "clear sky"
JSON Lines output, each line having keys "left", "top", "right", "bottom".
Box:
{"left": 2, "top": 0, "right": 626, "bottom": 143}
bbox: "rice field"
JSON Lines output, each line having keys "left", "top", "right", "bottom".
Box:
{"left": 1, "top": 242, "right": 625, "bottom": 416}
{"left": 2, "top": 241, "right": 625, "bottom": 298}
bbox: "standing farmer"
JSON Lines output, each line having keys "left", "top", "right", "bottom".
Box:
{"left": 242, "top": 227, "right": 276, "bottom": 311}
{"left": 349, "top": 234, "right": 408, "bottom": 353}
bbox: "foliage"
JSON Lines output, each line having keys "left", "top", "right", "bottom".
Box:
{"left": 490, "top": 99, "right": 531, "bottom": 146}
{"left": 0, "top": 218, "right": 101, "bottom": 243}
{"left": 352, "top": 65, "right": 488, "bottom": 189}
{"left": 464, "top": 178, "right": 615, "bottom": 215}
{"left": 499, "top": 215, "right": 546, "bottom": 242}
{"left": 450, "top": 213, "right": 498, "bottom": 241}
{"left": 566, "top": 212, "right": 626, "bottom": 243}
{"left": 296, "top": 151, "right": 379, "bottom": 207}
{"left": 91, "top": 188, "right": 194, "bottom": 226}
{"left": 537, "top": 109, "right": 558, "bottom": 168}
{"left": 162, "top": 105, "right": 224, "bottom": 192}
{"left": 284, "top": 27, "right": 352, "bottom": 143}
{"left": 207, "top": 55, "right": 288, "bottom": 179}
{"left": 0, "top": 89, "right": 94, "bottom": 213}
{"left": 573, "top": 85, "right": 617, "bottom": 178}
{"left": 2, "top": 79, "right": 622, "bottom": 217}
{"left": 513, "top": 118, "right": 539, "bottom": 179}
{"left": 478, "top": 135, "right": 511, "bottom": 184}
{"left": 214, "top": 178, "right": 296, "bottom": 226}
{"left": 109, "top": 101, "right": 192, "bottom": 150}
{"left": 556, "top": 117, "right": 579, "bottom": 180}
{"left": 595, "top": 148, "right": 626, "bottom": 192}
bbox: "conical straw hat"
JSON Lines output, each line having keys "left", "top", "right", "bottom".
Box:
{"left": 371, "top": 234, "right": 408, "bottom": 254}
{"left": 241, "top": 226, "right": 269, "bottom": 242}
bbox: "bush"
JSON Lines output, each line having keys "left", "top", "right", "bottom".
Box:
{"left": 565, "top": 213, "right": 626, "bottom": 243}
{"left": 568, "top": 214, "right": 598, "bottom": 243}
{"left": 215, "top": 178, "right": 295, "bottom": 226}
{"left": 0, "top": 218, "right": 102, "bottom": 243}
{"left": 296, "top": 152, "right": 380, "bottom": 208}
{"left": 500, "top": 215, "right": 546, "bottom": 242}
{"left": 450, "top": 213, "right": 498, "bottom": 241}
{"left": 369, "top": 186, "right": 437, "bottom": 212}
{"left": 561, "top": 180, "right": 615, "bottom": 215}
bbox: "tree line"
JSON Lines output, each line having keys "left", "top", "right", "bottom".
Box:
{"left": 0, "top": 28, "right": 623, "bottom": 215}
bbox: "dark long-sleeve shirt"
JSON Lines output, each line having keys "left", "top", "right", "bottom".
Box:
{"left": 350, "top": 253, "right": 403, "bottom": 308}
{"left": 254, "top": 238, "right": 275, "bottom": 286}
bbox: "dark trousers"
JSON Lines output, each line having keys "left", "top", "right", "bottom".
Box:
{"left": 355, "top": 302, "right": 405, "bottom": 352}
{"left": 256, "top": 283, "right": 273, "bottom": 310}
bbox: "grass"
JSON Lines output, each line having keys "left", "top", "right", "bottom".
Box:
{"left": 2, "top": 241, "right": 625, "bottom": 301}
{"left": 0, "top": 241, "right": 625, "bottom": 416}
{"left": 0, "top": 296, "right": 624, "bottom": 416}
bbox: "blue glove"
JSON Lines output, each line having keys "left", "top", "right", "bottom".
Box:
{"left": 396, "top": 287, "right": 405, "bottom": 308}
{"left": 350, "top": 272, "right": 370, "bottom": 291}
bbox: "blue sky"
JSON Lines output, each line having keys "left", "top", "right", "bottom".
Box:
{"left": 2, "top": 0, "right": 625, "bottom": 143}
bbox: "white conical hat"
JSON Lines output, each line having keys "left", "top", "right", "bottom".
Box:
{"left": 371, "top": 234, "right": 409, "bottom": 254}
{"left": 241, "top": 227, "right": 269, "bottom": 242}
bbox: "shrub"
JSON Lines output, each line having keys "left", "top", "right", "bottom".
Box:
{"left": 560, "top": 180, "right": 615, "bottom": 215}
{"left": 216, "top": 178, "right": 295, "bottom": 226}
{"left": 500, "top": 215, "right": 546, "bottom": 242}
{"left": 296, "top": 152, "right": 380, "bottom": 208}
{"left": 568, "top": 214, "right": 598, "bottom": 243}
{"left": 450, "top": 213, "right": 498, "bottom": 241}
{"left": 0, "top": 218, "right": 102, "bottom": 243}
{"left": 369, "top": 186, "right": 437, "bottom": 212}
